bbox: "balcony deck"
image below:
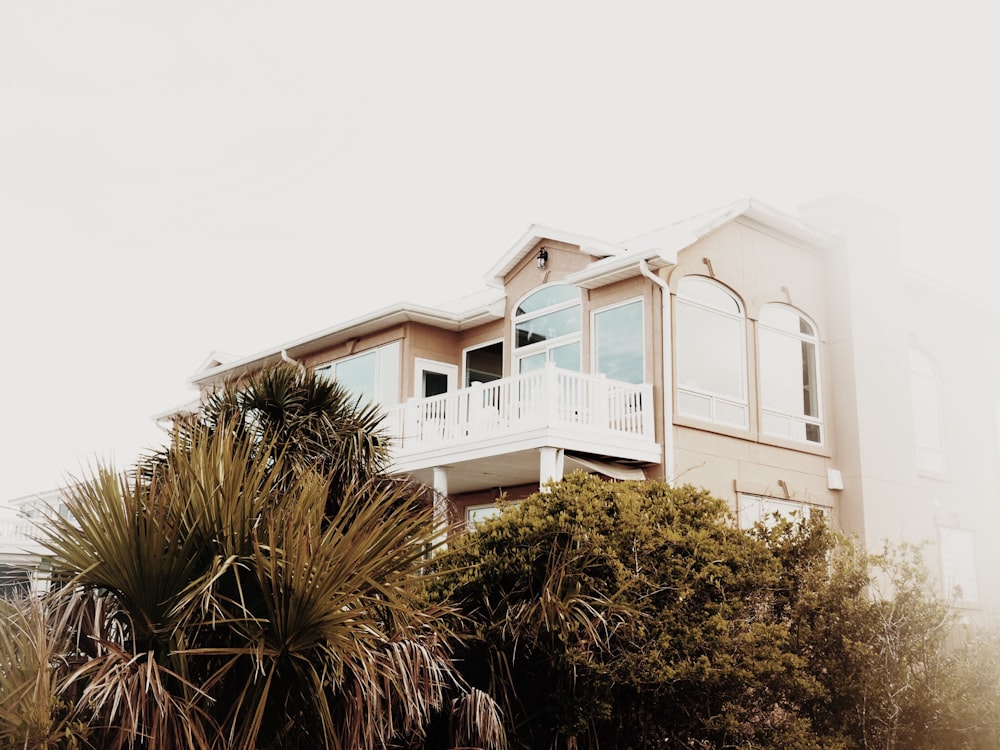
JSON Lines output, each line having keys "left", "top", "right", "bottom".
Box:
{"left": 384, "top": 366, "right": 661, "bottom": 492}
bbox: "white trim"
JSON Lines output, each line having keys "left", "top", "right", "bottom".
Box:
{"left": 757, "top": 303, "right": 824, "bottom": 446}
{"left": 413, "top": 358, "right": 458, "bottom": 398}
{"left": 512, "top": 284, "right": 583, "bottom": 373}
{"left": 674, "top": 276, "right": 749, "bottom": 429}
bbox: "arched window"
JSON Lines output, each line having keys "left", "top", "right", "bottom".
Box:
{"left": 910, "top": 350, "right": 946, "bottom": 475}
{"left": 513, "top": 284, "right": 581, "bottom": 373}
{"left": 674, "top": 276, "right": 748, "bottom": 428}
{"left": 758, "top": 305, "right": 823, "bottom": 444}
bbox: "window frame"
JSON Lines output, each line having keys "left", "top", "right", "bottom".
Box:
{"left": 315, "top": 340, "right": 401, "bottom": 408}
{"left": 512, "top": 283, "right": 583, "bottom": 374}
{"left": 674, "top": 276, "right": 749, "bottom": 429}
{"left": 756, "top": 303, "right": 824, "bottom": 446}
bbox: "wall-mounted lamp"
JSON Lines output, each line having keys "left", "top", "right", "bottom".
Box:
{"left": 536, "top": 248, "right": 548, "bottom": 269}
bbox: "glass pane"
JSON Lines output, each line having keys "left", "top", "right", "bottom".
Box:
{"left": 551, "top": 341, "right": 581, "bottom": 371}
{"left": 760, "top": 305, "right": 812, "bottom": 335}
{"left": 423, "top": 371, "right": 448, "bottom": 397}
{"left": 519, "top": 352, "right": 547, "bottom": 373}
{"left": 678, "top": 277, "right": 740, "bottom": 313}
{"left": 335, "top": 352, "right": 377, "bottom": 404}
{"left": 465, "top": 341, "right": 503, "bottom": 386}
{"left": 675, "top": 301, "right": 745, "bottom": 399}
{"left": 376, "top": 341, "right": 400, "bottom": 406}
{"left": 516, "top": 284, "right": 579, "bottom": 315}
{"left": 677, "top": 389, "right": 712, "bottom": 420}
{"left": 759, "top": 328, "right": 805, "bottom": 416}
{"left": 595, "top": 301, "right": 644, "bottom": 384}
{"left": 715, "top": 400, "right": 748, "bottom": 427}
{"left": 516, "top": 306, "right": 581, "bottom": 347}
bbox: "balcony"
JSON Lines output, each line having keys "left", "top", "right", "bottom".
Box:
{"left": 384, "top": 365, "right": 661, "bottom": 493}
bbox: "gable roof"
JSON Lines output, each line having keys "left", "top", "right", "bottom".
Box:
{"left": 485, "top": 224, "right": 630, "bottom": 289}
{"left": 183, "top": 198, "right": 833, "bottom": 390}
{"left": 623, "top": 198, "right": 835, "bottom": 260}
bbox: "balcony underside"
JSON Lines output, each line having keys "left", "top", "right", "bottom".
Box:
{"left": 389, "top": 427, "right": 661, "bottom": 495}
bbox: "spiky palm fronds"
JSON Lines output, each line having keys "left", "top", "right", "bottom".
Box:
{"left": 188, "top": 363, "right": 392, "bottom": 511}
{"left": 0, "top": 593, "right": 88, "bottom": 749}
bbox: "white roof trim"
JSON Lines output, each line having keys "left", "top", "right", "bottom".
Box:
{"left": 190, "top": 298, "right": 506, "bottom": 388}
{"left": 485, "top": 224, "right": 629, "bottom": 289}
{"left": 623, "top": 198, "right": 835, "bottom": 261}
{"left": 563, "top": 247, "right": 675, "bottom": 290}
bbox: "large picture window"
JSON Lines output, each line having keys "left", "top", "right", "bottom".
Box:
{"left": 316, "top": 341, "right": 401, "bottom": 407}
{"left": 593, "top": 299, "right": 644, "bottom": 384}
{"left": 675, "top": 277, "right": 748, "bottom": 428}
{"left": 758, "top": 305, "right": 822, "bottom": 444}
{"left": 514, "top": 284, "right": 581, "bottom": 373}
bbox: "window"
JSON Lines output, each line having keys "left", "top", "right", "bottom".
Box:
{"left": 738, "top": 493, "right": 827, "bottom": 529}
{"left": 910, "top": 350, "right": 946, "bottom": 475}
{"left": 464, "top": 340, "right": 504, "bottom": 386}
{"left": 675, "top": 277, "right": 748, "bottom": 428}
{"left": 593, "top": 299, "right": 644, "bottom": 384}
{"left": 316, "top": 341, "right": 401, "bottom": 407}
{"left": 758, "top": 305, "right": 823, "bottom": 444}
{"left": 939, "top": 527, "right": 978, "bottom": 603}
{"left": 514, "top": 284, "right": 581, "bottom": 373}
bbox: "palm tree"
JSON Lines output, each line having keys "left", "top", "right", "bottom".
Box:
{"left": 175, "top": 362, "right": 393, "bottom": 515}
{"left": 36, "top": 364, "right": 504, "bottom": 749}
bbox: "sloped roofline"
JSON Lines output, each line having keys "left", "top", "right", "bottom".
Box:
{"left": 189, "top": 297, "right": 506, "bottom": 388}
{"left": 187, "top": 198, "right": 833, "bottom": 390}
{"left": 623, "top": 198, "right": 835, "bottom": 259}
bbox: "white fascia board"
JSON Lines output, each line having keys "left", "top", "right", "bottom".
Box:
{"left": 189, "top": 300, "right": 506, "bottom": 388}
{"left": 563, "top": 247, "right": 675, "bottom": 290}
{"left": 623, "top": 198, "right": 835, "bottom": 262}
{"left": 485, "top": 224, "right": 629, "bottom": 289}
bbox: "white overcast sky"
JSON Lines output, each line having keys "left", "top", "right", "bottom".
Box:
{"left": 1, "top": 1, "right": 998, "bottom": 501}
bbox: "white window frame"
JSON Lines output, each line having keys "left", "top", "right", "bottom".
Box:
{"left": 591, "top": 297, "right": 645, "bottom": 384}
{"left": 674, "top": 276, "right": 748, "bottom": 429}
{"left": 512, "top": 284, "right": 582, "bottom": 373}
{"left": 414, "top": 358, "right": 458, "bottom": 399}
{"left": 737, "top": 493, "right": 829, "bottom": 530}
{"left": 757, "top": 304, "right": 824, "bottom": 445}
{"left": 316, "top": 340, "right": 401, "bottom": 408}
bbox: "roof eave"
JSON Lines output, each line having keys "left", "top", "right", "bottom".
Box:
{"left": 564, "top": 249, "right": 675, "bottom": 290}
{"left": 190, "top": 300, "right": 505, "bottom": 388}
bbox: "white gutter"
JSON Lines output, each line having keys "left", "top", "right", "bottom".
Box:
{"left": 281, "top": 349, "right": 306, "bottom": 375}
{"left": 639, "top": 258, "right": 675, "bottom": 485}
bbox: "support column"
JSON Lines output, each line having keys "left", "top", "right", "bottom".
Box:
{"left": 538, "top": 447, "right": 565, "bottom": 492}
{"left": 432, "top": 466, "right": 449, "bottom": 548}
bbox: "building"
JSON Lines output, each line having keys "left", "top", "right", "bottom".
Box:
{"left": 34, "top": 193, "right": 1000, "bottom": 617}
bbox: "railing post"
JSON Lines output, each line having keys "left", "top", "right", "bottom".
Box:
{"left": 543, "top": 361, "right": 556, "bottom": 426}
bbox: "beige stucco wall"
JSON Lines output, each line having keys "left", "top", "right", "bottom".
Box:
{"left": 665, "top": 219, "right": 840, "bottom": 525}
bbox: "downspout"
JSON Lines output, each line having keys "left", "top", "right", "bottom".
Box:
{"left": 281, "top": 349, "right": 307, "bottom": 375}
{"left": 639, "top": 259, "right": 675, "bottom": 485}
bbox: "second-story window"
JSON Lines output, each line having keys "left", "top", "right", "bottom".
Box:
{"left": 514, "top": 284, "right": 581, "bottom": 373}
{"left": 593, "top": 299, "right": 644, "bottom": 384}
{"left": 758, "top": 305, "right": 823, "bottom": 444}
{"left": 316, "top": 341, "right": 401, "bottom": 407}
{"left": 675, "top": 276, "right": 748, "bottom": 428}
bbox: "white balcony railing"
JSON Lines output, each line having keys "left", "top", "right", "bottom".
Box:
{"left": 385, "top": 365, "right": 654, "bottom": 453}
